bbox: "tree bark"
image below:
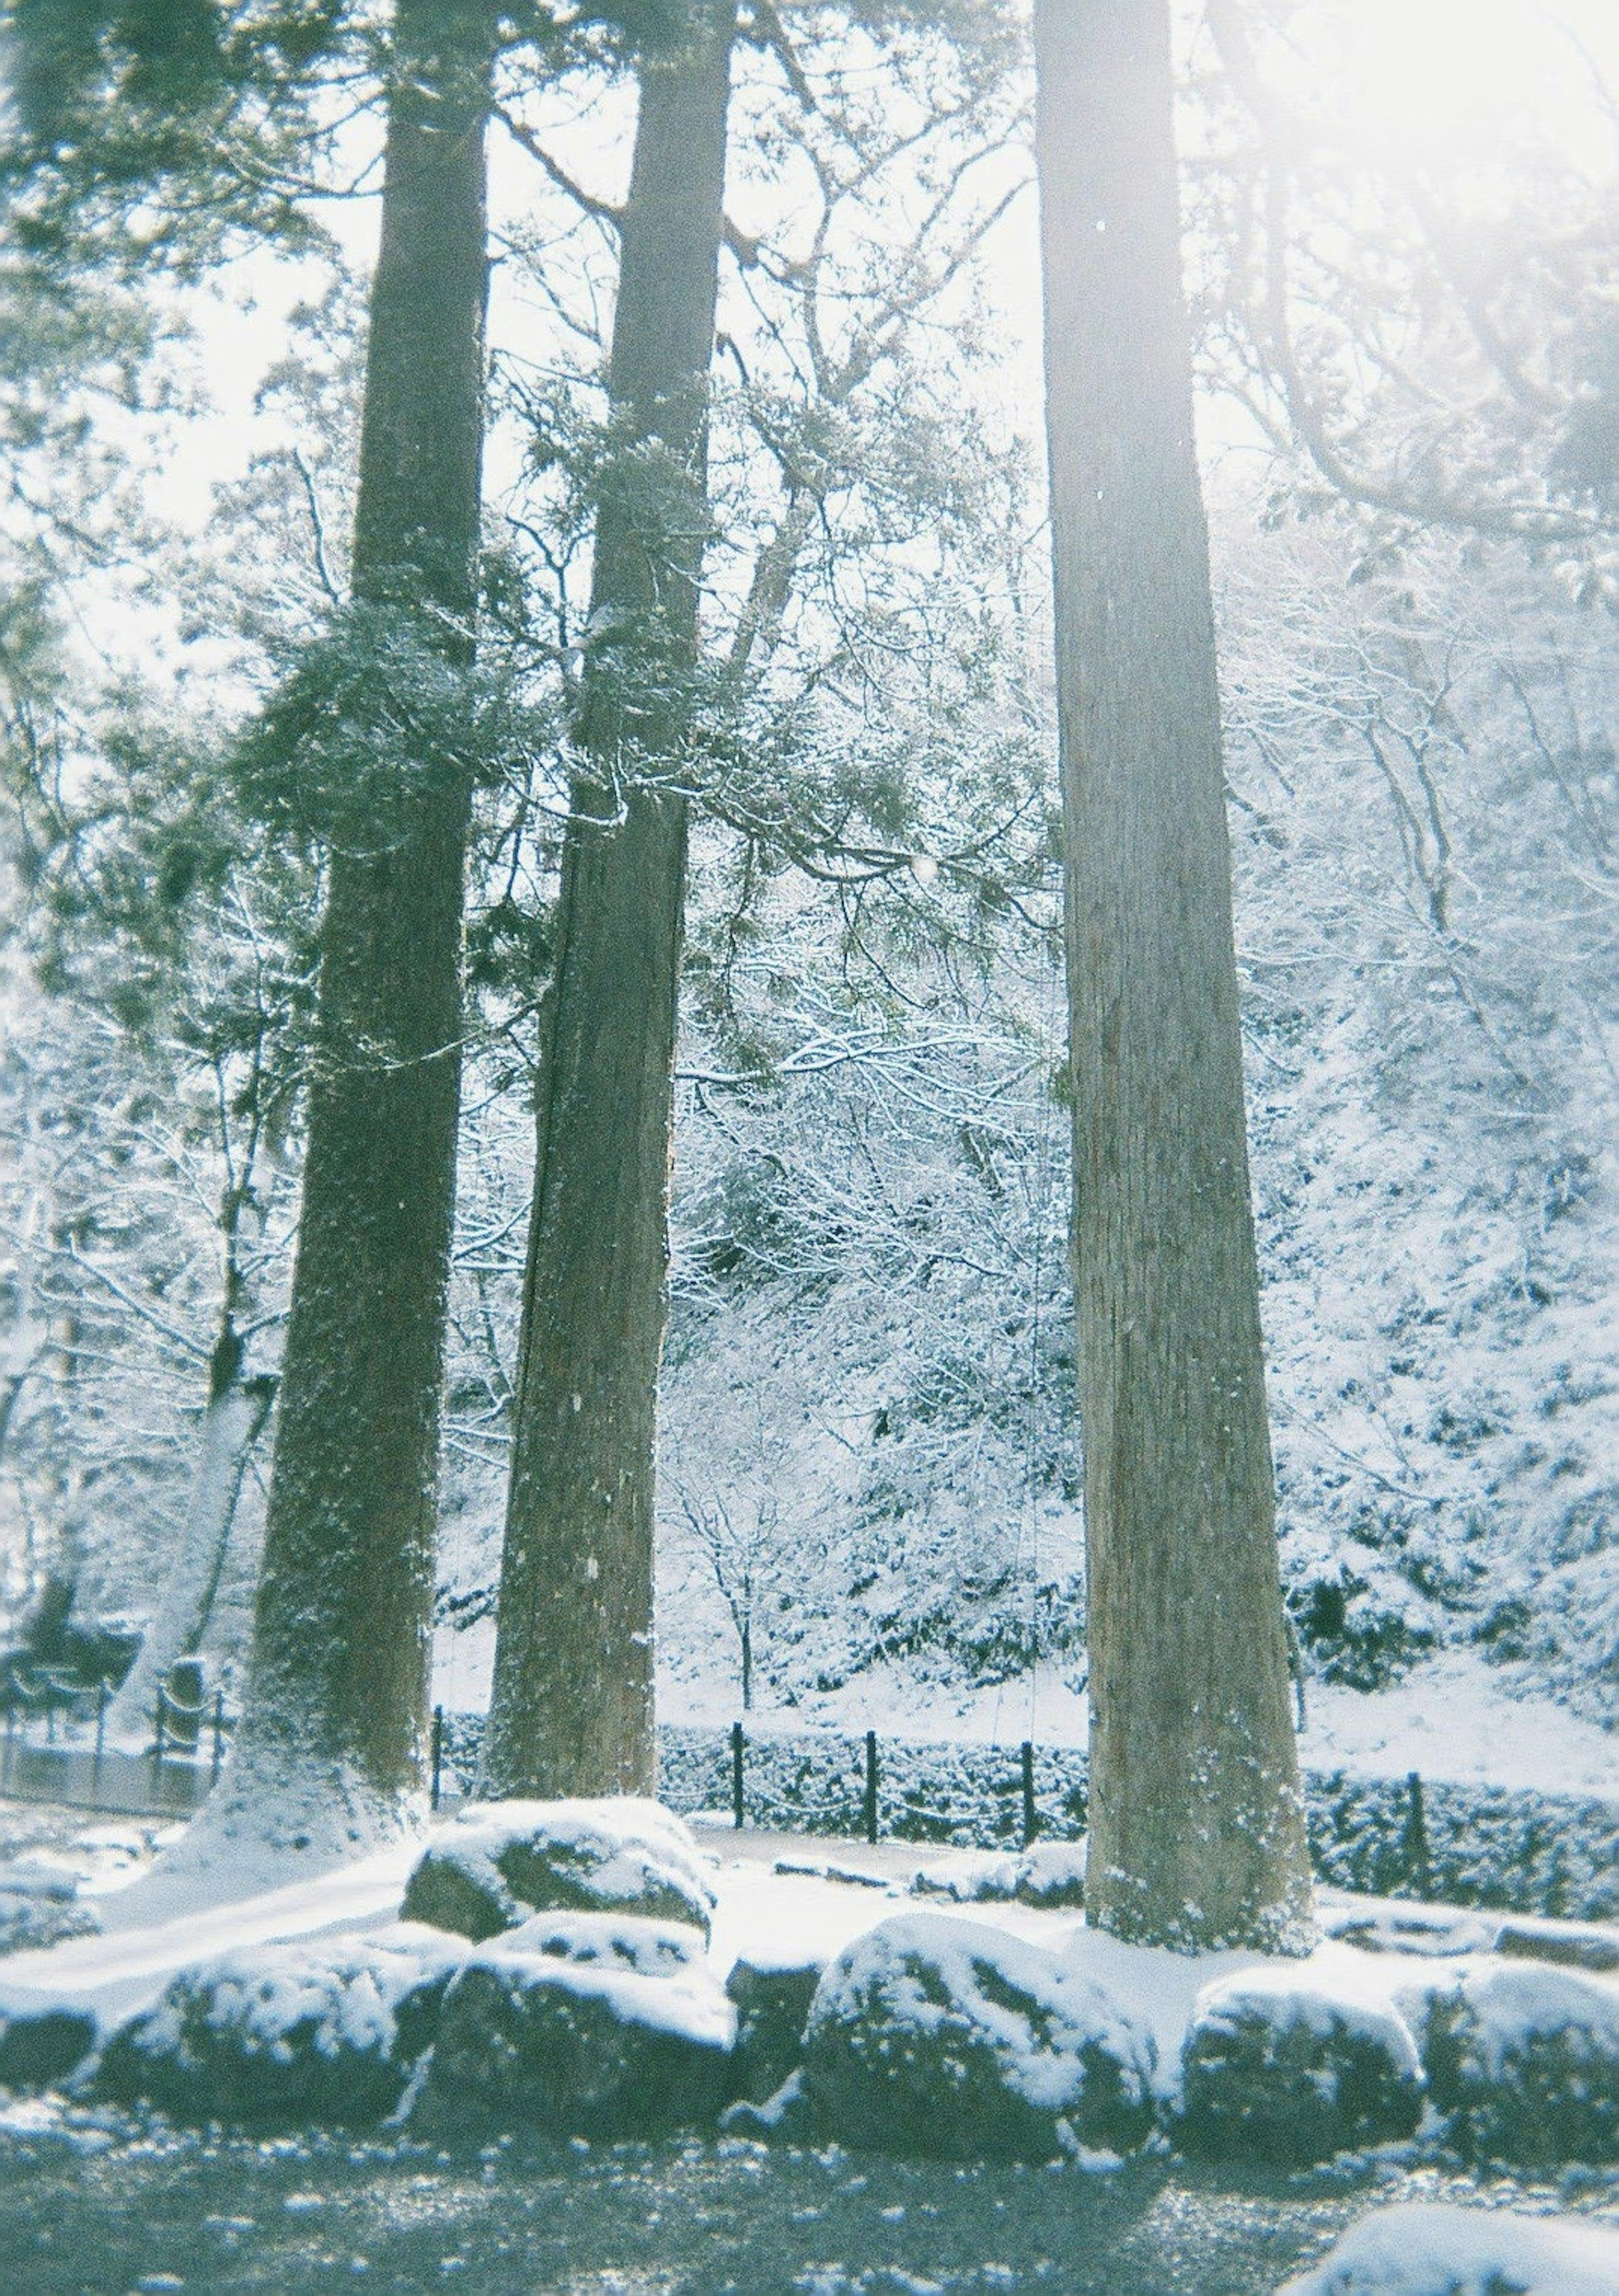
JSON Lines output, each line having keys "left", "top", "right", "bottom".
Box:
{"left": 204, "top": 0, "right": 493, "bottom": 1852}
{"left": 480, "top": 0, "right": 736, "bottom": 1798}
{"left": 105, "top": 1361, "right": 275, "bottom": 1743}
{"left": 1034, "top": 0, "right": 1314, "bottom": 1952}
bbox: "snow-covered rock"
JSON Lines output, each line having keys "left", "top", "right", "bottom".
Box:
{"left": 725, "top": 1951, "right": 827, "bottom": 2104}
{"left": 911, "top": 1841, "right": 1087, "bottom": 1910}
{"left": 0, "top": 1862, "right": 100, "bottom": 1957}
{"left": 500, "top": 1909, "right": 705, "bottom": 1979}
{"left": 802, "top": 1911, "right": 1155, "bottom": 2161}
{"left": 1275, "top": 2199, "right": 1619, "bottom": 2295}
{"left": 1411, "top": 1960, "right": 1619, "bottom": 2167}
{"left": 93, "top": 1925, "right": 466, "bottom": 2128}
{"left": 0, "top": 2004, "right": 97, "bottom": 2091}
{"left": 401, "top": 1798, "right": 716, "bottom": 1944}
{"left": 1011, "top": 1839, "right": 1087, "bottom": 1908}
{"left": 416, "top": 1934, "right": 735, "bottom": 2140}
{"left": 1178, "top": 1967, "right": 1425, "bottom": 2165}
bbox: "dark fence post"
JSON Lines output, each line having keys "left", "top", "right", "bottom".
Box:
{"left": 430, "top": 1705, "right": 444, "bottom": 1813}
{"left": 863, "top": 1729, "right": 879, "bottom": 1845}
{"left": 1402, "top": 1769, "right": 1431, "bottom": 1896}
{"left": 1022, "top": 1739, "right": 1037, "bottom": 1847}
{"left": 153, "top": 1685, "right": 167, "bottom": 1764}
{"left": 211, "top": 1689, "right": 226, "bottom": 1782}
{"left": 731, "top": 1720, "right": 745, "bottom": 1830}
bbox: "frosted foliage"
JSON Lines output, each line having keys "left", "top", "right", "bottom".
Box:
{"left": 1277, "top": 2200, "right": 1619, "bottom": 2296}
{"left": 1218, "top": 527, "right": 1619, "bottom": 1721}
{"left": 0, "top": 946, "right": 293, "bottom": 1662}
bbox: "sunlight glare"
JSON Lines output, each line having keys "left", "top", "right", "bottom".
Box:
{"left": 1320, "top": 0, "right": 1619, "bottom": 177}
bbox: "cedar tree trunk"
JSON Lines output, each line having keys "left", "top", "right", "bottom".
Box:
{"left": 1034, "top": 0, "right": 1314, "bottom": 1952}
{"left": 207, "top": 0, "right": 492, "bottom": 1853}
{"left": 481, "top": 1, "right": 736, "bottom": 1798}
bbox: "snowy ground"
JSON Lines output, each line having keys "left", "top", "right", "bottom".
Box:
{"left": 0, "top": 1799, "right": 1616, "bottom": 2292}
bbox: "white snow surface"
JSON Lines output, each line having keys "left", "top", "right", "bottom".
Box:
{"left": 810, "top": 1910, "right": 1155, "bottom": 2115}
{"left": 0, "top": 1837, "right": 419, "bottom": 2037}
{"left": 1276, "top": 2200, "right": 1619, "bottom": 2295}
{"left": 460, "top": 1933, "right": 735, "bottom": 2051}
{"left": 499, "top": 1909, "right": 706, "bottom": 1978}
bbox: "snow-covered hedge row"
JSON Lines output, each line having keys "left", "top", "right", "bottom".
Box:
{"left": 434, "top": 1717, "right": 1619, "bottom": 1922}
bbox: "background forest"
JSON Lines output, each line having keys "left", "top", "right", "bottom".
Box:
{"left": 2, "top": 0, "right": 1616, "bottom": 1751}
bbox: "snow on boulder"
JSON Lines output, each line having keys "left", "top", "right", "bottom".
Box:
{"left": 93, "top": 1925, "right": 466, "bottom": 2129}
{"left": 401, "top": 1798, "right": 715, "bottom": 1944}
{"left": 1275, "top": 2199, "right": 1619, "bottom": 2296}
{"left": 1178, "top": 1968, "right": 1425, "bottom": 2167}
{"left": 802, "top": 1911, "right": 1155, "bottom": 2162}
{"left": 0, "top": 2005, "right": 97, "bottom": 2092}
{"left": 1012, "top": 1840, "right": 1087, "bottom": 1909}
{"left": 726, "top": 1952, "right": 828, "bottom": 2104}
{"left": 1412, "top": 1960, "right": 1619, "bottom": 2168}
{"left": 500, "top": 1909, "right": 705, "bottom": 1979}
{"left": 416, "top": 1935, "right": 735, "bottom": 2140}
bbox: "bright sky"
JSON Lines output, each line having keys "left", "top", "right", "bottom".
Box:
{"left": 1310, "top": 0, "right": 1619, "bottom": 176}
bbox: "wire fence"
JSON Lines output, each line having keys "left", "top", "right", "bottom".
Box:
{"left": 3, "top": 1686, "right": 1614, "bottom": 1923}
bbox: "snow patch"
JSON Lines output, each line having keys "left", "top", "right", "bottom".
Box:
{"left": 1277, "top": 2200, "right": 1619, "bottom": 2296}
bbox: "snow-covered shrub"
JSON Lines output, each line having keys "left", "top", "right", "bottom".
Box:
{"left": 93, "top": 1926, "right": 467, "bottom": 2128}
{"left": 1411, "top": 1960, "right": 1619, "bottom": 2167}
{"left": 725, "top": 1952, "right": 827, "bottom": 2104}
{"left": 1177, "top": 1968, "right": 1425, "bottom": 2166}
{"left": 1277, "top": 2199, "right": 1619, "bottom": 2296}
{"left": 401, "top": 1798, "right": 716, "bottom": 1944}
{"left": 417, "top": 1935, "right": 734, "bottom": 2140}
{"left": 0, "top": 2005, "right": 97, "bottom": 2091}
{"left": 802, "top": 1911, "right": 1155, "bottom": 2161}
{"left": 1287, "top": 1569, "right": 1436, "bottom": 1691}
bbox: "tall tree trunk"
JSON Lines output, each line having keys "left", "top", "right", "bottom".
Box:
{"left": 480, "top": 0, "right": 736, "bottom": 1799}
{"left": 105, "top": 1343, "right": 275, "bottom": 1744}
{"left": 1034, "top": 0, "right": 1313, "bottom": 1953}
{"left": 191, "top": 0, "right": 493, "bottom": 1860}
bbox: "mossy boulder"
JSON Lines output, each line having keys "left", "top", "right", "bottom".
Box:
{"left": 803, "top": 1912, "right": 1155, "bottom": 2162}
{"left": 0, "top": 2005, "right": 97, "bottom": 2090}
{"left": 1177, "top": 1968, "right": 1425, "bottom": 2166}
{"left": 416, "top": 1936, "right": 734, "bottom": 2140}
{"left": 93, "top": 1925, "right": 465, "bottom": 2128}
{"left": 402, "top": 1798, "right": 715, "bottom": 1945}
{"left": 725, "top": 1953, "right": 826, "bottom": 2104}
{"left": 1412, "top": 1960, "right": 1619, "bottom": 2168}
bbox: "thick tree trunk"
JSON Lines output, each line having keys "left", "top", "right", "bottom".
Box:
{"left": 194, "top": 0, "right": 492, "bottom": 1858}
{"left": 480, "top": 1, "right": 735, "bottom": 1798}
{"left": 1034, "top": 0, "right": 1313, "bottom": 1952}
